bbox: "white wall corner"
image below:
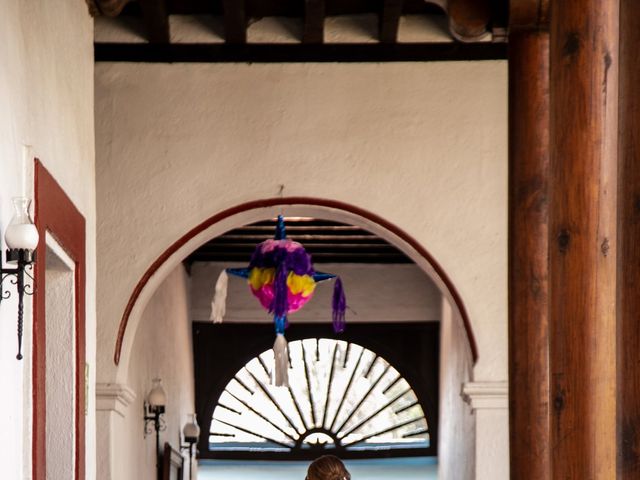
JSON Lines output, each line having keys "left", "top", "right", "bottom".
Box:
{"left": 461, "top": 381, "right": 508, "bottom": 411}
{"left": 96, "top": 383, "right": 136, "bottom": 417}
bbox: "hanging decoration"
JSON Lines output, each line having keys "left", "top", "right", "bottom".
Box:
{"left": 210, "top": 215, "right": 347, "bottom": 387}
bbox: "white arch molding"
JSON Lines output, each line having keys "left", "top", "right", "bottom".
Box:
{"left": 112, "top": 198, "right": 477, "bottom": 385}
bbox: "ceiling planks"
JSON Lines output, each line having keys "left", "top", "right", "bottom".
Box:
{"left": 185, "top": 218, "right": 412, "bottom": 265}
{"left": 91, "top": 0, "right": 510, "bottom": 61}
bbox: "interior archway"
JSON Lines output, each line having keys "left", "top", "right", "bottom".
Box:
{"left": 113, "top": 198, "right": 476, "bottom": 385}
{"left": 110, "top": 198, "right": 477, "bottom": 480}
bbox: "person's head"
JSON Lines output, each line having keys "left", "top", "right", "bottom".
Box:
{"left": 306, "top": 455, "right": 351, "bottom": 480}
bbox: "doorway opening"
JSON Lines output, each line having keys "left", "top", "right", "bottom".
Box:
{"left": 117, "top": 204, "right": 476, "bottom": 480}
{"left": 45, "top": 237, "right": 76, "bottom": 480}
{"left": 184, "top": 216, "right": 451, "bottom": 479}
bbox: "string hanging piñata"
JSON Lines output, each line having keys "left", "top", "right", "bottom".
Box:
{"left": 210, "top": 215, "right": 347, "bottom": 387}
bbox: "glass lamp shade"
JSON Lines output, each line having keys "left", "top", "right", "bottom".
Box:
{"left": 147, "top": 378, "right": 167, "bottom": 412}
{"left": 5, "top": 198, "right": 39, "bottom": 251}
{"left": 183, "top": 414, "right": 200, "bottom": 443}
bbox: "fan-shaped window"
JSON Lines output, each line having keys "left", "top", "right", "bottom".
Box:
{"left": 209, "top": 339, "right": 429, "bottom": 457}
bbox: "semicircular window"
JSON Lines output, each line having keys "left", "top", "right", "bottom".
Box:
{"left": 209, "top": 338, "right": 429, "bottom": 458}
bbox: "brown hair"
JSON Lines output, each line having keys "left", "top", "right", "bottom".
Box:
{"left": 306, "top": 455, "right": 351, "bottom": 480}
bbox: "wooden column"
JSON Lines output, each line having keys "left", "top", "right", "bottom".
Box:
{"left": 508, "top": 28, "right": 550, "bottom": 480}
{"left": 548, "top": 2, "right": 619, "bottom": 478}
{"left": 618, "top": 0, "right": 640, "bottom": 476}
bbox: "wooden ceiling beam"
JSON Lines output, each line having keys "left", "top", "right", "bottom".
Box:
{"left": 138, "top": 0, "right": 170, "bottom": 43}
{"left": 223, "top": 0, "right": 247, "bottom": 44}
{"left": 379, "top": 0, "right": 404, "bottom": 44}
{"left": 509, "top": 0, "right": 549, "bottom": 31}
{"left": 85, "top": 0, "right": 132, "bottom": 17}
{"left": 303, "top": 0, "right": 325, "bottom": 44}
{"left": 446, "top": 0, "right": 492, "bottom": 42}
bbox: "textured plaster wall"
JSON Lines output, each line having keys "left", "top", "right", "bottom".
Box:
{"left": 95, "top": 60, "right": 507, "bottom": 478}
{"left": 95, "top": 60, "right": 507, "bottom": 386}
{"left": 0, "top": 0, "right": 96, "bottom": 478}
{"left": 439, "top": 298, "right": 475, "bottom": 480}
{"left": 113, "top": 266, "right": 195, "bottom": 480}
{"left": 190, "top": 262, "right": 442, "bottom": 322}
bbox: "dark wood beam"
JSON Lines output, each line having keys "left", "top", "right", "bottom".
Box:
{"left": 138, "top": 0, "right": 170, "bottom": 44}
{"left": 223, "top": 0, "right": 247, "bottom": 44}
{"left": 508, "top": 29, "right": 550, "bottom": 480}
{"left": 303, "top": 0, "right": 325, "bottom": 44}
{"left": 379, "top": 0, "right": 403, "bottom": 44}
{"left": 446, "top": 0, "right": 491, "bottom": 42}
{"left": 94, "top": 42, "right": 508, "bottom": 63}
{"left": 85, "top": 0, "right": 132, "bottom": 17}
{"left": 618, "top": 0, "right": 640, "bottom": 476}
{"left": 548, "top": 1, "right": 619, "bottom": 477}
{"left": 509, "top": 0, "right": 549, "bottom": 31}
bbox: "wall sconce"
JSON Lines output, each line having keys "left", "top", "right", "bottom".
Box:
{"left": 144, "top": 378, "right": 167, "bottom": 437}
{"left": 0, "top": 197, "right": 39, "bottom": 360}
{"left": 144, "top": 378, "right": 167, "bottom": 480}
{"left": 181, "top": 414, "right": 200, "bottom": 480}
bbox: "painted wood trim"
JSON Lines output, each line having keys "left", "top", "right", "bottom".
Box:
{"left": 34, "top": 160, "right": 87, "bottom": 480}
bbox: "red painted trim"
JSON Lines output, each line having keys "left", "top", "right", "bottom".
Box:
{"left": 34, "top": 160, "right": 86, "bottom": 480}
{"left": 114, "top": 197, "right": 477, "bottom": 366}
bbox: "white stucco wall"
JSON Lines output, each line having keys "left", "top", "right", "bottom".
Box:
{"left": 109, "top": 266, "right": 195, "bottom": 480}
{"left": 95, "top": 60, "right": 508, "bottom": 478}
{"left": 95, "top": 60, "right": 507, "bottom": 382}
{"left": 439, "top": 298, "right": 475, "bottom": 480}
{"left": 190, "top": 262, "right": 442, "bottom": 323}
{"left": 0, "top": 0, "right": 96, "bottom": 478}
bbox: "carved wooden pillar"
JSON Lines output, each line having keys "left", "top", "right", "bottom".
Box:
{"left": 618, "top": 0, "right": 640, "bottom": 476}
{"left": 548, "top": 1, "right": 619, "bottom": 478}
{"left": 508, "top": 26, "right": 550, "bottom": 480}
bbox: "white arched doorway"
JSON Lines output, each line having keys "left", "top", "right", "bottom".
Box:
{"left": 98, "top": 198, "right": 479, "bottom": 480}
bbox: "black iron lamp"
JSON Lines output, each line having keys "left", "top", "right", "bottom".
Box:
{"left": 180, "top": 414, "right": 200, "bottom": 480}
{"left": 144, "top": 378, "right": 167, "bottom": 479}
{"left": 1, "top": 197, "right": 39, "bottom": 360}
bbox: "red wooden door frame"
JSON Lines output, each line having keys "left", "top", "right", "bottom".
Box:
{"left": 33, "top": 160, "right": 86, "bottom": 480}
